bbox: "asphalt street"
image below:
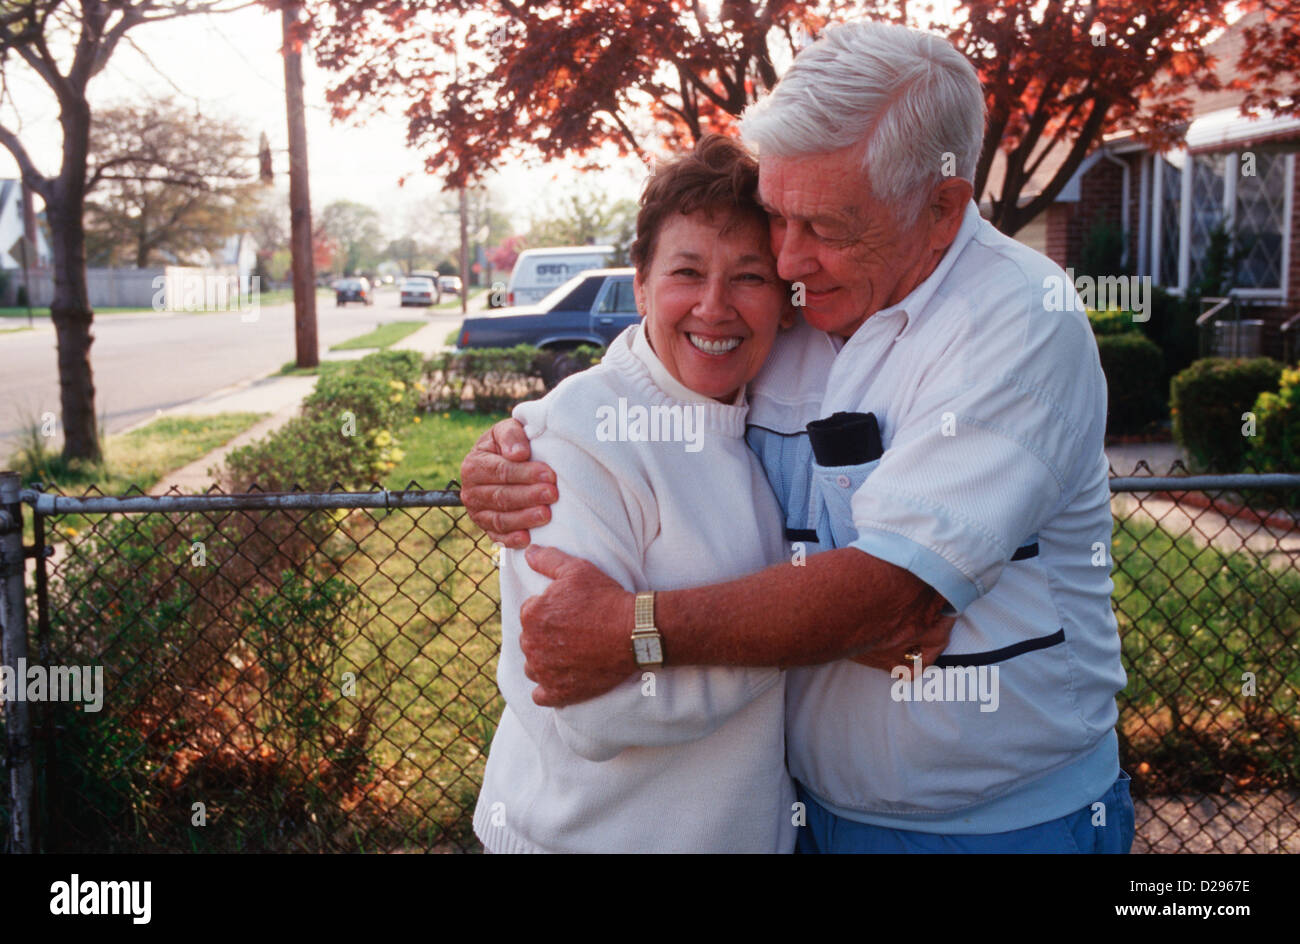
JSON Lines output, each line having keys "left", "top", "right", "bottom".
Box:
{"left": 0, "top": 287, "right": 477, "bottom": 464}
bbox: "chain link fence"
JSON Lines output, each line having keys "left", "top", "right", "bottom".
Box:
{"left": 1, "top": 467, "right": 1298, "bottom": 853}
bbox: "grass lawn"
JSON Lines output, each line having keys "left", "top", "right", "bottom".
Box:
{"left": 15, "top": 411, "right": 267, "bottom": 544}
{"left": 0, "top": 305, "right": 152, "bottom": 319}
{"left": 432, "top": 286, "right": 488, "bottom": 311}
{"left": 330, "top": 321, "right": 426, "bottom": 352}
{"left": 0, "top": 325, "right": 32, "bottom": 334}
{"left": 15, "top": 412, "right": 267, "bottom": 494}
{"left": 385, "top": 408, "right": 508, "bottom": 491}
{"left": 1111, "top": 512, "right": 1300, "bottom": 796}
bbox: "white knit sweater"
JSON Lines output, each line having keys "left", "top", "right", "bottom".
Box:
{"left": 472, "top": 324, "right": 796, "bottom": 854}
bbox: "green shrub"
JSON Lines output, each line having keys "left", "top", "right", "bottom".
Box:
{"left": 226, "top": 350, "right": 420, "bottom": 490}
{"left": 1079, "top": 218, "right": 1126, "bottom": 280}
{"left": 1096, "top": 332, "right": 1166, "bottom": 436}
{"left": 41, "top": 512, "right": 379, "bottom": 851}
{"left": 1171, "top": 357, "right": 1283, "bottom": 472}
{"left": 1138, "top": 286, "right": 1200, "bottom": 384}
{"left": 1246, "top": 365, "right": 1300, "bottom": 474}
{"left": 424, "top": 345, "right": 603, "bottom": 413}
{"left": 1088, "top": 308, "right": 1140, "bottom": 336}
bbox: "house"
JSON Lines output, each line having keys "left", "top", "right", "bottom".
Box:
{"left": 987, "top": 12, "right": 1298, "bottom": 360}
{"left": 0, "top": 178, "right": 53, "bottom": 278}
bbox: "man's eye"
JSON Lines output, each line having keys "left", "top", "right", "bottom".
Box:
{"left": 736, "top": 272, "right": 767, "bottom": 283}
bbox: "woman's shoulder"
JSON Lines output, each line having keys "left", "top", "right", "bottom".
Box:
{"left": 514, "top": 351, "right": 650, "bottom": 447}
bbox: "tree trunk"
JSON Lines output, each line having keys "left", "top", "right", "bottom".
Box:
{"left": 47, "top": 184, "right": 100, "bottom": 464}
{"left": 48, "top": 95, "right": 100, "bottom": 464}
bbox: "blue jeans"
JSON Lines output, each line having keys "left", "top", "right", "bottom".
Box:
{"left": 794, "top": 771, "right": 1135, "bottom": 854}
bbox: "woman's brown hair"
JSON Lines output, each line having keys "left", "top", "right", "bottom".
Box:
{"left": 629, "top": 134, "right": 770, "bottom": 275}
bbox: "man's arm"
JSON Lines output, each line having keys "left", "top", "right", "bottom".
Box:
{"left": 459, "top": 418, "right": 557, "bottom": 548}
{"left": 520, "top": 544, "right": 952, "bottom": 708}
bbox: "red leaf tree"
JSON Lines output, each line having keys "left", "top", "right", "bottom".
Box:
{"left": 308, "top": 1, "right": 1295, "bottom": 237}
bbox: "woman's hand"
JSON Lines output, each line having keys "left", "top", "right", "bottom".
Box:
{"left": 459, "top": 418, "right": 560, "bottom": 548}
{"left": 519, "top": 546, "right": 639, "bottom": 707}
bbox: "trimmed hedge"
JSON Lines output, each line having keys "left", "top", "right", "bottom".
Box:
{"left": 423, "top": 345, "right": 603, "bottom": 413}
{"left": 1247, "top": 366, "right": 1300, "bottom": 474}
{"left": 224, "top": 350, "right": 423, "bottom": 490}
{"left": 1170, "top": 357, "right": 1284, "bottom": 472}
{"left": 1096, "top": 332, "right": 1166, "bottom": 436}
{"left": 1087, "top": 308, "right": 1140, "bottom": 337}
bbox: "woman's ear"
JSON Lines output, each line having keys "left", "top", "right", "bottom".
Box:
{"left": 633, "top": 271, "right": 647, "bottom": 319}
{"left": 779, "top": 284, "right": 797, "bottom": 330}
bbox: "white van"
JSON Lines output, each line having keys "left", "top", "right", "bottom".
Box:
{"left": 506, "top": 246, "right": 614, "bottom": 307}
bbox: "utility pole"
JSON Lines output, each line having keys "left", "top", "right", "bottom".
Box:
{"left": 459, "top": 186, "right": 469, "bottom": 316}
{"left": 282, "top": 0, "right": 318, "bottom": 368}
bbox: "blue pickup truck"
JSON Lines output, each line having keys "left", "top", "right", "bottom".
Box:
{"left": 457, "top": 267, "right": 637, "bottom": 350}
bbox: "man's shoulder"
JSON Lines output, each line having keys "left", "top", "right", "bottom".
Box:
{"left": 935, "top": 216, "right": 1092, "bottom": 347}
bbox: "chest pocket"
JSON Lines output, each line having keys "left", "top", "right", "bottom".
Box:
{"left": 803, "top": 411, "right": 885, "bottom": 550}
{"left": 810, "top": 457, "right": 882, "bottom": 549}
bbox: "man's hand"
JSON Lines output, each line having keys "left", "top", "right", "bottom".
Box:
{"left": 518, "top": 545, "right": 638, "bottom": 707}
{"left": 459, "top": 418, "right": 559, "bottom": 549}
{"left": 847, "top": 588, "right": 954, "bottom": 673}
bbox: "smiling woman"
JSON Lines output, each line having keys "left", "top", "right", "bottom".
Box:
{"left": 471, "top": 134, "right": 799, "bottom": 853}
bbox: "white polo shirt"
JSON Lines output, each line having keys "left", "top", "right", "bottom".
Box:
{"left": 746, "top": 201, "right": 1128, "bottom": 833}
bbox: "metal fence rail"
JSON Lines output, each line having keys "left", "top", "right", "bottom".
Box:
{"left": 2, "top": 470, "right": 1298, "bottom": 853}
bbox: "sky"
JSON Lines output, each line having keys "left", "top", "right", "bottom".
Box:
{"left": 0, "top": 3, "right": 649, "bottom": 241}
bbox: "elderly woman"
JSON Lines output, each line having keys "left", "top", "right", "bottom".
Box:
{"left": 472, "top": 135, "right": 797, "bottom": 854}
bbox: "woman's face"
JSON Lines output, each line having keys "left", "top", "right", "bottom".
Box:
{"left": 634, "top": 211, "right": 792, "bottom": 403}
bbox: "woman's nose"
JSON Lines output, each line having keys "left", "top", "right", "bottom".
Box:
{"left": 693, "top": 276, "right": 732, "bottom": 322}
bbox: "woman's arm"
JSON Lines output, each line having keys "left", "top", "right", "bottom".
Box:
{"left": 499, "top": 428, "right": 784, "bottom": 762}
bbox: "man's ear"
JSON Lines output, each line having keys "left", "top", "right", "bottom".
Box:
{"left": 927, "top": 177, "right": 973, "bottom": 252}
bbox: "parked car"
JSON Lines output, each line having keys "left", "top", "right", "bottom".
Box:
{"left": 439, "top": 275, "right": 463, "bottom": 296}
{"left": 457, "top": 267, "right": 636, "bottom": 386}
{"left": 410, "top": 269, "right": 443, "bottom": 304}
{"left": 400, "top": 277, "right": 437, "bottom": 307}
{"left": 505, "top": 245, "right": 614, "bottom": 307}
{"left": 336, "top": 277, "right": 372, "bottom": 306}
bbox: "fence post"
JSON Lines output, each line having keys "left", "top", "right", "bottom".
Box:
{"left": 0, "top": 471, "right": 33, "bottom": 853}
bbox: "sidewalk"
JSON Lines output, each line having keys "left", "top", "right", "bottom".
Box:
{"left": 148, "top": 372, "right": 320, "bottom": 494}
{"left": 145, "top": 310, "right": 468, "bottom": 494}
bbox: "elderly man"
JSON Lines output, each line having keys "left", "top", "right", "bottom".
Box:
{"left": 460, "top": 21, "right": 1134, "bottom": 853}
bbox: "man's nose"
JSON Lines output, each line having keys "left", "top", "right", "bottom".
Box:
{"left": 776, "top": 222, "right": 819, "bottom": 283}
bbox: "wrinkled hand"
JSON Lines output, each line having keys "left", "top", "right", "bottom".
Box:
{"left": 848, "top": 587, "right": 955, "bottom": 674}
{"left": 459, "top": 418, "right": 558, "bottom": 549}
{"left": 519, "top": 546, "right": 638, "bottom": 707}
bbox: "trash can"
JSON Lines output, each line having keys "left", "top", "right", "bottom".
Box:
{"left": 1214, "top": 320, "right": 1265, "bottom": 358}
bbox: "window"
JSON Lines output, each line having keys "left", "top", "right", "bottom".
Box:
{"left": 1149, "top": 147, "right": 1293, "bottom": 297}
{"left": 1188, "top": 152, "right": 1228, "bottom": 289}
{"left": 1154, "top": 155, "right": 1183, "bottom": 287}
{"left": 1235, "top": 150, "right": 1288, "bottom": 290}
{"left": 598, "top": 278, "right": 637, "bottom": 314}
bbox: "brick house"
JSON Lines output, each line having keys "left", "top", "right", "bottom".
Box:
{"left": 986, "top": 14, "right": 1298, "bottom": 361}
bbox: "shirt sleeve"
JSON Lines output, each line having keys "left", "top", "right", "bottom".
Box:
{"left": 847, "top": 286, "right": 1105, "bottom": 612}
{"left": 495, "top": 416, "right": 783, "bottom": 763}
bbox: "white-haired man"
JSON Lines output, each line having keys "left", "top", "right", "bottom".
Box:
{"left": 460, "top": 21, "right": 1134, "bottom": 853}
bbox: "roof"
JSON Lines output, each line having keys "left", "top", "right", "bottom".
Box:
{"left": 979, "top": 11, "right": 1279, "bottom": 210}
{"left": 516, "top": 245, "right": 615, "bottom": 257}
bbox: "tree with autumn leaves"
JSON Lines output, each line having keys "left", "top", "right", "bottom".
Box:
{"left": 308, "top": 0, "right": 1297, "bottom": 240}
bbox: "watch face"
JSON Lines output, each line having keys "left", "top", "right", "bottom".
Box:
{"left": 633, "top": 636, "right": 662, "bottom": 664}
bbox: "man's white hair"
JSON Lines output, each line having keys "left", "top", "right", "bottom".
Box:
{"left": 740, "top": 21, "right": 986, "bottom": 228}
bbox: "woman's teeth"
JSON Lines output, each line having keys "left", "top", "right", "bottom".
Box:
{"left": 687, "top": 334, "right": 741, "bottom": 354}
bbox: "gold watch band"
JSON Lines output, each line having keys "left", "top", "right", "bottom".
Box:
{"left": 634, "top": 591, "right": 655, "bottom": 629}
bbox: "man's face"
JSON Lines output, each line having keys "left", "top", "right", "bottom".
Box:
{"left": 757, "top": 143, "right": 937, "bottom": 339}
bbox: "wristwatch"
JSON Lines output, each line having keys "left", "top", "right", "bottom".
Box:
{"left": 631, "top": 591, "right": 664, "bottom": 668}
